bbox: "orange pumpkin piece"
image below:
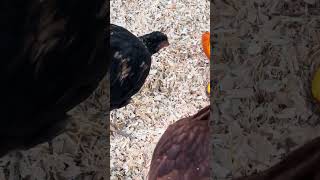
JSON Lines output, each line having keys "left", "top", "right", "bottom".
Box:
{"left": 201, "top": 32, "right": 210, "bottom": 60}
{"left": 202, "top": 32, "right": 211, "bottom": 95}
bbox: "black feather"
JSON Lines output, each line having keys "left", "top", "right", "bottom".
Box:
{"left": 0, "top": 0, "right": 108, "bottom": 157}
{"left": 110, "top": 24, "right": 168, "bottom": 110}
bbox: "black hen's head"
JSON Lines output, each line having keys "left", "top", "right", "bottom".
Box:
{"left": 139, "top": 31, "right": 169, "bottom": 55}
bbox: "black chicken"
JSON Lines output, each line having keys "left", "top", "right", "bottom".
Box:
{"left": 148, "top": 105, "right": 211, "bottom": 180}
{"left": 0, "top": 0, "right": 108, "bottom": 157}
{"left": 110, "top": 24, "right": 169, "bottom": 110}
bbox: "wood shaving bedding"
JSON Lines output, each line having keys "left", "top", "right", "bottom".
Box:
{"left": 111, "top": 0, "right": 210, "bottom": 179}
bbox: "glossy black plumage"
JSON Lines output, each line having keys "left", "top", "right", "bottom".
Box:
{"left": 110, "top": 24, "right": 168, "bottom": 110}
{"left": 0, "top": 0, "right": 108, "bottom": 157}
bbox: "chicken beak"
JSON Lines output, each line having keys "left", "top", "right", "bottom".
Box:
{"left": 157, "top": 41, "right": 170, "bottom": 51}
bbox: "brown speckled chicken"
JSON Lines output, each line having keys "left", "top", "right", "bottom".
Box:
{"left": 148, "top": 105, "right": 211, "bottom": 180}
{"left": 149, "top": 107, "right": 320, "bottom": 180}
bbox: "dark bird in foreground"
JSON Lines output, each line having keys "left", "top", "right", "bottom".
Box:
{"left": 0, "top": 0, "right": 108, "bottom": 157}
{"left": 148, "top": 105, "right": 211, "bottom": 180}
{"left": 235, "top": 136, "right": 320, "bottom": 180}
{"left": 110, "top": 24, "right": 169, "bottom": 110}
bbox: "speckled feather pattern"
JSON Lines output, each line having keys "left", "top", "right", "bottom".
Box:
{"left": 110, "top": 24, "right": 152, "bottom": 110}
{"left": 148, "top": 106, "right": 210, "bottom": 180}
